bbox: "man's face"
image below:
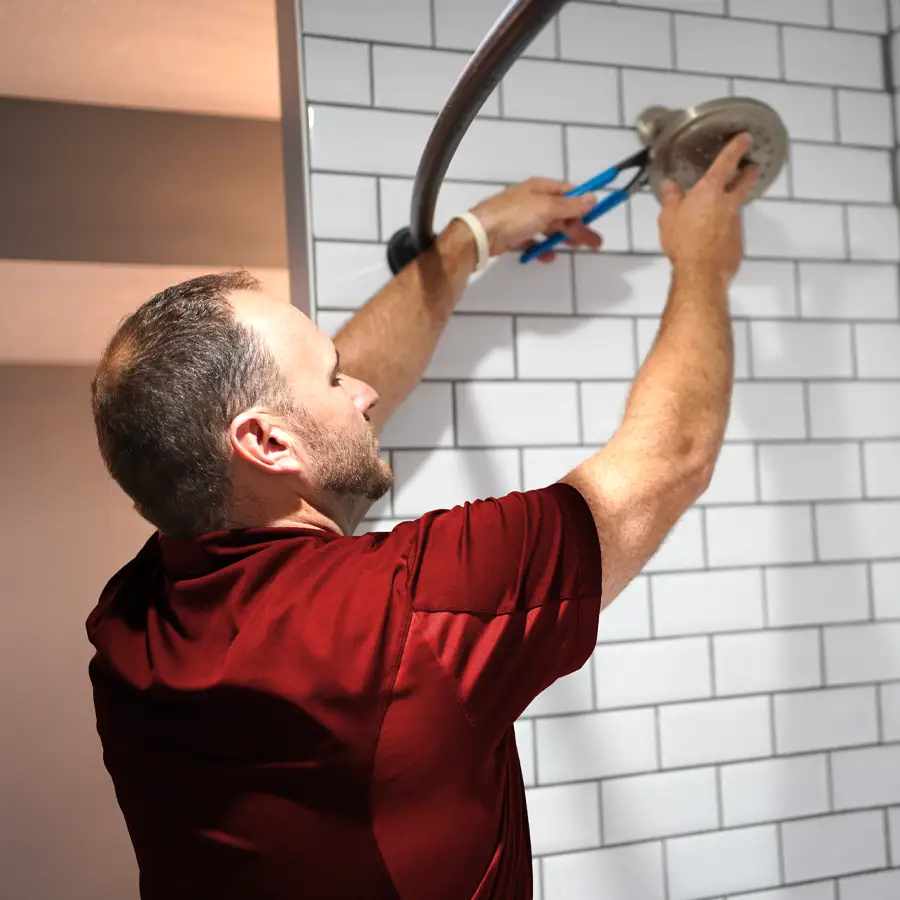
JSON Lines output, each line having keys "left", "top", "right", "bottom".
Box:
{"left": 231, "top": 290, "right": 392, "bottom": 503}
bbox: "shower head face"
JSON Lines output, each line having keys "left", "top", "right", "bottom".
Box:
{"left": 644, "top": 97, "right": 789, "bottom": 204}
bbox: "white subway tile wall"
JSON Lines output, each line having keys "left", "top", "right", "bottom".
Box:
{"left": 302, "top": 1, "right": 900, "bottom": 896}
{"left": 720, "top": 754, "right": 830, "bottom": 827}
{"left": 728, "top": 0, "right": 829, "bottom": 27}
{"left": 601, "top": 768, "right": 719, "bottom": 844}
{"left": 372, "top": 46, "right": 499, "bottom": 116}
{"left": 781, "top": 811, "right": 887, "bottom": 882}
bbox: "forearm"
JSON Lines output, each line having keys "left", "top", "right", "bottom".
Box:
{"left": 618, "top": 264, "right": 733, "bottom": 479}
{"left": 333, "top": 220, "right": 477, "bottom": 434}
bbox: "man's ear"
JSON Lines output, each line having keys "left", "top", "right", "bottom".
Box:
{"left": 230, "top": 410, "right": 306, "bottom": 474}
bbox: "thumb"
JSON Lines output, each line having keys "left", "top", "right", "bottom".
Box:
{"left": 660, "top": 178, "right": 684, "bottom": 209}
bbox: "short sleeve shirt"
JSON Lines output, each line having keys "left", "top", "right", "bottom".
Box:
{"left": 87, "top": 484, "right": 603, "bottom": 900}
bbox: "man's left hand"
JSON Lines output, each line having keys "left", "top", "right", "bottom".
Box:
{"left": 470, "top": 178, "right": 605, "bottom": 264}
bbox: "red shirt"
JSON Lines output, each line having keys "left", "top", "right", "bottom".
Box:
{"left": 87, "top": 484, "right": 603, "bottom": 900}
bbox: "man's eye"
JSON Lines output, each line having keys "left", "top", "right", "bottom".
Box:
{"left": 332, "top": 371, "right": 342, "bottom": 386}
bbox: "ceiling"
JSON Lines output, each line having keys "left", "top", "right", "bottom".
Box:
{"left": 0, "top": 0, "right": 282, "bottom": 118}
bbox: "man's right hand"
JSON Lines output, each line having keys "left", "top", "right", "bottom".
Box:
{"left": 657, "top": 133, "right": 760, "bottom": 284}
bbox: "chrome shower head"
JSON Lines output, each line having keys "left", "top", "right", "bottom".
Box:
{"left": 636, "top": 97, "right": 789, "bottom": 203}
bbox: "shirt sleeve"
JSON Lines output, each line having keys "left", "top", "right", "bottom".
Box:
{"left": 403, "top": 483, "right": 603, "bottom": 735}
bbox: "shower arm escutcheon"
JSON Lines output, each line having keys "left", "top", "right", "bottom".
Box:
{"left": 386, "top": 0, "right": 569, "bottom": 275}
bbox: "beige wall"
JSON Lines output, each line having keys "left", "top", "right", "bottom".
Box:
{"left": 0, "top": 365, "right": 149, "bottom": 900}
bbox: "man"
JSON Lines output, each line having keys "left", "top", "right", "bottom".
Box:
{"left": 87, "top": 135, "right": 757, "bottom": 900}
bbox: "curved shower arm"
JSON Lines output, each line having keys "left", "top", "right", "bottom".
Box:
{"left": 387, "top": 0, "right": 570, "bottom": 274}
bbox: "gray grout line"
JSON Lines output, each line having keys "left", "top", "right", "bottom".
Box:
{"left": 884, "top": 808, "right": 893, "bottom": 867}
{"left": 866, "top": 562, "right": 877, "bottom": 621}
{"left": 859, "top": 441, "right": 868, "bottom": 500}
{"left": 450, "top": 382, "right": 458, "bottom": 448}
{"left": 575, "top": 380, "right": 585, "bottom": 445}
{"left": 760, "top": 566, "right": 770, "bottom": 628}
{"left": 825, "top": 751, "right": 835, "bottom": 811}
{"left": 828, "top": 0, "right": 836, "bottom": 29}
{"left": 309, "top": 99, "right": 899, "bottom": 155}
{"left": 323, "top": 300, "right": 900, "bottom": 329}
{"left": 510, "top": 316, "right": 520, "bottom": 379}
{"left": 884, "top": 25, "right": 894, "bottom": 95}
{"left": 818, "top": 625, "right": 828, "bottom": 685}
{"left": 517, "top": 447, "right": 525, "bottom": 493}
{"left": 428, "top": 0, "right": 437, "bottom": 48}
{"left": 534, "top": 856, "right": 544, "bottom": 900}
{"left": 305, "top": 31, "right": 895, "bottom": 90}
{"left": 833, "top": 87, "right": 843, "bottom": 143}
{"left": 791, "top": 260, "right": 803, "bottom": 316}
{"left": 379, "top": 437, "right": 900, "bottom": 453}
{"left": 700, "top": 508, "right": 710, "bottom": 571}
{"left": 776, "top": 821, "right": 786, "bottom": 885}
{"left": 647, "top": 576, "right": 658, "bottom": 639}
{"left": 841, "top": 205, "right": 853, "bottom": 260}
{"left": 877, "top": 683, "right": 887, "bottom": 744}
{"left": 767, "top": 694, "right": 778, "bottom": 756}
{"left": 615, "top": 64, "right": 626, "bottom": 128}
{"left": 527, "top": 682, "right": 900, "bottom": 724}
{"left": 777, "top": 24, "right": 786, "bottom": 80}
{"left": 314, "top": 216, "right": 900, "bottom": 248}
{"left": 802, "top": 382, "right": 813, "bottom": 440}
{"left": 367, "top": 43, "right": 375, "bottom": 107}
{"left": 669, "top": 12, "right": 678, "bottom": 70}
{"left": 660, "top": 839, "right": 671, "bottom": 900}
{"left": 809, "top": 502, "right": 820, "bottom": 563}
{"left": 714, "top": 765, "right": 724, "bottom": 829}
{"left": 526, "top": 740, "right": 888, "bottom": 788}
{"left": 532, "top": 824, "right": 891, "bottom": 873}
{"left": 745, "top": 318, "right": 756, "bottom": 380}
{"left": 596, "top": 779, "right": 605, "bottom": 845}
{"left": 306, "top": 2, "right": 896, "bottom": 45}
{"left": 374, "top": 176, "right": 383, "bottom": 242}
{"left": 342, "top": 360, "right": 893, "bottom": 391}
{"left": 653, "top": 703, "right": 664, "bottom": 769}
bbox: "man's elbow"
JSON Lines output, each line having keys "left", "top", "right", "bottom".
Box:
{"left": 679, "top": 442, "right": 720, "bottom": 506}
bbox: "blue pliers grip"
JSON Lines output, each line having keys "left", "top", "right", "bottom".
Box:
{"left": 520, "top": 148, "right": 651, "bottom": 264}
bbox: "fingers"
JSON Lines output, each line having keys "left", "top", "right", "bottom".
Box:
{"left": 515, "top": 219, "right": 603, "bottom": 262}
{"left": 703, "top": 133, "right": 755, "bottom": 190}
{"left": 549, "top": 193, "right": 598, "bottom": 222}
{"left": 727, "top": 163, "right": 761, "bottom": 206}
{"left": 561, "top": 220, "right": 604, "bottom": 250}
{"left": 516, "top": 239, "right": 558, "bottom": 263}
{"left": 526, "top": 177, "right": 578, "bottom": 195}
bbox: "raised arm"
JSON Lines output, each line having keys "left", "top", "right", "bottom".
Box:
{"left": 563, "top": 134, "right": 759, "bottom": 604}
{"left": 333, "top": 179, "right": 602, "bottom": 435}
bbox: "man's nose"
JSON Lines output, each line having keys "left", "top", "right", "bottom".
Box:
{"left": 345, "top": 375, "right": 379, "bottom": 412}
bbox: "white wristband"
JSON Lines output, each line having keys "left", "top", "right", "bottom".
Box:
{"left": 453, "top": 211, "right": 491, "bottom": 273}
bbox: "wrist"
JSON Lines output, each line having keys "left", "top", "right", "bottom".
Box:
{"left": 452, "top": 211, "right": 492, "bottom": 272}
{"left": 671, "top": 260, "right": 731, "bottom": 292}
{"left": 437, "top": 218, "right": 479, "bottom": 275}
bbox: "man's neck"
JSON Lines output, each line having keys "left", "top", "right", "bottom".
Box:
{"left": 266, "top": 504, "right": 346, "bottom": 537}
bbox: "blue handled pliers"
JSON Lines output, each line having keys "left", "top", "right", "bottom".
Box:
{"left": 520, "top": 147, "right": 651, "bottom": 264}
